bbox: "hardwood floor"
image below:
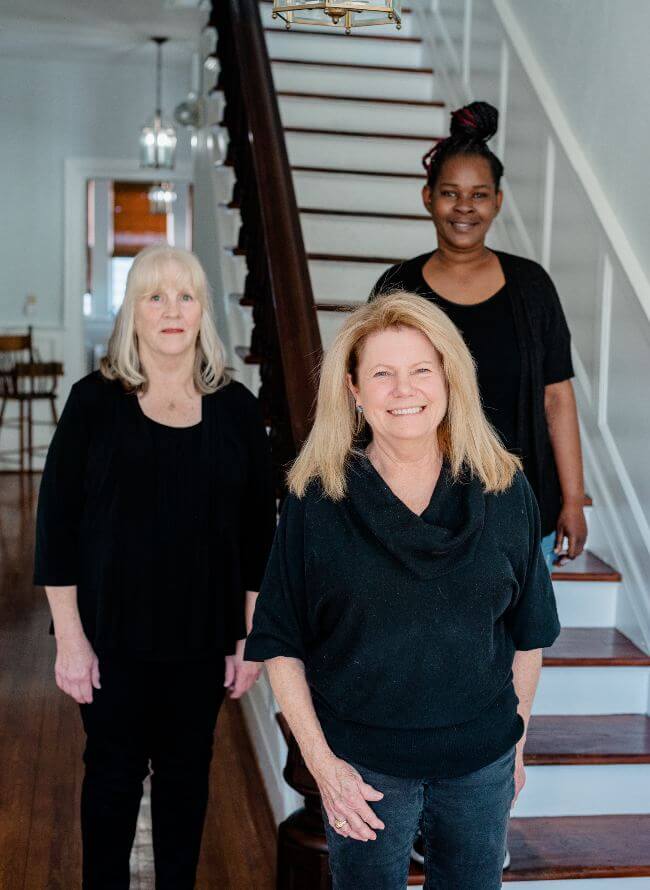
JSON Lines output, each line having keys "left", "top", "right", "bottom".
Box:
{"left": 0, "top": 474, "right": 277, "bottom": 890}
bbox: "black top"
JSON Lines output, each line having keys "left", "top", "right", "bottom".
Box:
{"left": 135, "top": 417, "right": 213, "bottom": 660}
{"left": 436, "top": 284, "right": 520, "bottom": 450}
{"left": 371, "top": 251, "right": 575, "bottom": 535}
{"left": 245, "top": 458, "right": 560, "bottom": 779}
{"left": 34, "top": 373, "right": 276, "bottom": 658}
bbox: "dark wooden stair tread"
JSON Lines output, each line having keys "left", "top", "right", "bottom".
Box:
{"left": 406, "top": 815, "right": 650, "bottom": 882}
{"left": 285, "top": 125, "right": 442, "bottom": 141}
{"left": 238, "top": 294, "right": 356, "bottom": 312}
{"left": 225, "top": 200, "right": 429, "bottom": 222}
{"left": 278, "top": 90, "right": 445, "bottom": 108}
{"left": 229, "top": 246, "right": 403, "bottom": 265}
{"left": 551, "top": 549, "right": 621, "bottom": 582}
{"left": 525, "top": 714, "right": 650, "bottom": 764}
{"left": 271, "top": 57, "right": 432, "bottom": 75}
{"left": 290, "top": 163, "right": 424, "bottom": 179}
{"left": 544, "top": 628, "right": 650, "bottom": 666}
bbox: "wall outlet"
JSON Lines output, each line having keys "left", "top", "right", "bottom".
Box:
{"left": 24, "top": 294, "right": 37, "bottom": 317}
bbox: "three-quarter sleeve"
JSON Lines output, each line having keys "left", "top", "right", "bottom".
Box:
{"left": 505, "top": 475, "right": 561, "bottom": 650}
{"left": 540, "top": 270, "right": 574, "bottom": 385}
{"left": 34, "top": 383, "right": 90, "bottom": 586}
{"left": 244, "top": 494, "right": 311, "bottom": 663}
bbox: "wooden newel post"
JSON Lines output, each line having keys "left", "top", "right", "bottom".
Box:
{"left": 275, "top": 714, "right": 331, "bottom": 890}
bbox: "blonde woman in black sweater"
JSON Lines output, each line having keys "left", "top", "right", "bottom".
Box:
{"left": 246, "top": 292, "right": 559, "bottom": 890}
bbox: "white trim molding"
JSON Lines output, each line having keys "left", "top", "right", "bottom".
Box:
{"left": 63, "top": 157, "right": 192, "bottom": 387}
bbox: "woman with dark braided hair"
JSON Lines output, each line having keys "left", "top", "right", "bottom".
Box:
{"left": 372, "top": 100, "right": 587, "bottom": 868}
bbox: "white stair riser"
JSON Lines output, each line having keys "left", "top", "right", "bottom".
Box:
{"left": 263, "top": 14, "right": 419, "bottom": 38}
{"left": 272, "top": 62, "right": 437, "bottom": 102}
{"left": 534, "top": 666, "right": 648, "bottom": 715}
{"left": 286, "top": 130, "right": 434, "bottom": 172}
{"left": 309, "top": 257, "right": 388, "bottom": 299}
{"left": 517, "top": 763, "right": 650, "bottom": 817}
{"left": 301, "top": 212, "right": 435, "bottom": 258}
{"left": 265, "top": 30, "right": 424, "bottom": 68}
{"left": 553, "top": 580, "right": 618, "bottom": 627}
{"left": 279, "top": 95, "right": 446, "bottom": 136}
{"left": 293, "top": 170, "right": 425, "bottom": 214}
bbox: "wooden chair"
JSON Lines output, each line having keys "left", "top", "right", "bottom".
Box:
{"left": 0, "top": 328, "right": 64, "bottom": 473}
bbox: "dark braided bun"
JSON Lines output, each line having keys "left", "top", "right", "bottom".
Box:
{"left": 422, "top": 100, "right": 504, "bottom": 190}
{"left": 449, "top": 101, "right": 499, "bottom": 143}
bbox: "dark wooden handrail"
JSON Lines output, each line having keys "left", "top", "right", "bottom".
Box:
{"left": 211, "top": 0, "right": 322, "bottom": 462}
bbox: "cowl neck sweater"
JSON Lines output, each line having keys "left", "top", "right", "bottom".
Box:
{"left": 246, "top": 459, "right": 560, "bottom": 778}
{"left": 346, "top": 455, "right": 485, "bottom": 580}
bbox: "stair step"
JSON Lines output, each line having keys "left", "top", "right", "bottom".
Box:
{"left": 545, "top": 628, "right": 650, "bottom": 667}
{"left": 525, "top": 715, "right": 650, "bottom": 765}
{"left": 406, "top": 815, "right": 650, "bottom": 883}
{"left": 228, "top": 200, "right": 429, "bottom": 222}
{"left": 271, "top": 57, "right": 432, "bottom": 74}
{"left": 264, "top": 27, "right": 421, "bottom": 44}
{"left": 265, "top": 28, "right": 426, "bottom": 69}
{"left": 278, "top": 90, "right": 444, "bottom": 108}
{"left": 229, "top": 247, "right": 402, "bottom": 265}
{"left": 291, "top": 164, "right": 424, "bottom": 180}
{"left": 551, "top": 550, "right": 621, "bottom": 582}
{"left": 239, "top": 294, "right": 356, "bottom": 314}
{"left": 285, "top": 125, "right": 442, "bottom": 142}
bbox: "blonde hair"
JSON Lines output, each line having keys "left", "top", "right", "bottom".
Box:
{"left": 100, "top": 244, "right": 228, "bottom": 393}
{"left": 288, "top": 290, "right": 520, "bottom": 499}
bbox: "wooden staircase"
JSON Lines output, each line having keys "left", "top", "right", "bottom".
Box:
{"left": 212, "top": 3, "right": 650, "bottom": 886}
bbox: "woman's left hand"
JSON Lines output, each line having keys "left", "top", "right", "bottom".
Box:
{"left": 224, "top": 639, "right": 263, "bottom": 699}
{"left": 511, "top": 749, "right": 526, "bottom": 809}
{"left": 554, "top": 502, "right": 588, "bottom": 563}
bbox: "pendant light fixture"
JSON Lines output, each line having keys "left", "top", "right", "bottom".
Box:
{"left": 148, "top": 182, "right": 178, "bottom": 215}
{"left": 272, "top": 0, "right": 402, "bottom": 34}
{"left": 140, "top": 37, "right": 178, "bottom": 169}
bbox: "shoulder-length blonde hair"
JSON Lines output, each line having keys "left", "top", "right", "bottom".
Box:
{"left": 288, "top": 290, "right": 520, "bottom": 499}
{"left": 100, "top": 244, "right": 228, "bottom": 393}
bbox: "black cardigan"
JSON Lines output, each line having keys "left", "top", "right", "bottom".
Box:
{"left": 34, "top": 372, "right": 276, "bottom": 656}
{"left": 246, "top": 458, "right": 560, "bottom": 778}
{"left": 372, "top": 250, "right": 574, "bottom": 536}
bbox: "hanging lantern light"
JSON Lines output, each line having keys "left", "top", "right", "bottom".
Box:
{"left": 148, "top": 182, "right": 178, "bottom": 215}
{"left": 272, "top": 0, "right": 402, "bottom": 33}
{"left": 140, "top": 37, "right": 178, "bottom": 169}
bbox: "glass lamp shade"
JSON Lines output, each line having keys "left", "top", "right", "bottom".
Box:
{"left": 140, "top": 113, "right": 177, "bottom": 169}
{"left": 272, "top": 0, "right": 402, "bottom": 31}
{"left": 148, "top": 182, "right": 177, "bottom": 215}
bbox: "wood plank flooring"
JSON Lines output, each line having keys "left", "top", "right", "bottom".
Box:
{"left": 0, "top": 474, "right": 276, "bottom": 890}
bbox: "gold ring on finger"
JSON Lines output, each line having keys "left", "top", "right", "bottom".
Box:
{"left": 334, "top": 818, "right": 348, "bottom": 829}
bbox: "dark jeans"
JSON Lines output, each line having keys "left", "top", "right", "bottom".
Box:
{"left": 323, "top": 747, "right": 515, "bottom": 890}
{"left": 79, "top": 654, "right": 226, "bottom": 890}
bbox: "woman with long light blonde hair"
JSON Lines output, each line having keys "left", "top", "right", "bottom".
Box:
{"left": 247, "top": 291, "right": 560, "bottom": 890}
{"left": 35, "top": 244, "right": 276, "bottom": 888}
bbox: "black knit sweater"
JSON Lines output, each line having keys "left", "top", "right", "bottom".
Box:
{"left": 245, "top": 456, "right": 560, "bottom": 778}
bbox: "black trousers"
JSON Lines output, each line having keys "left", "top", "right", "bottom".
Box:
{"left": 79, "top": 654, "right": 226, "bottom": 890}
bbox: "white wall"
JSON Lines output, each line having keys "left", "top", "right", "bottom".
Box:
{"left": 507, "top": 0, "right": 650, "bottom": 283}
{"left": 0, "top": 54, "right": 193, "bottom": 329}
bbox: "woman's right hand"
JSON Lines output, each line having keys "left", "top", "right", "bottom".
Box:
{"left": 309, "top": 751, "right": 385, "bottom": 842}
{"left": 55, "top": 634, "right": 101, "bottom": 704}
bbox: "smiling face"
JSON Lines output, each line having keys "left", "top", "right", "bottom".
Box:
{"left": 133, "top": 261, "right": 203, "bottom": 360}
{"left": 347, "top": 325, "right": 448, "bottom": 448}
{"left": 422, "top": 153, "right": 503, "bottom": 252}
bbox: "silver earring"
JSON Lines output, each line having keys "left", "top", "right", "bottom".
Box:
{"left": 356, "top": 404, "right": 363, "bottom": 414}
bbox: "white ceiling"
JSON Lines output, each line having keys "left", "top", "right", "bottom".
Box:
{"left": 0, "top": 0, "right": 210, "bottom": 63}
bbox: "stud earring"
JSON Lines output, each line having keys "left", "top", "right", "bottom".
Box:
{"left": 356, "top": 404, "right": 364, "bottom": 414}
